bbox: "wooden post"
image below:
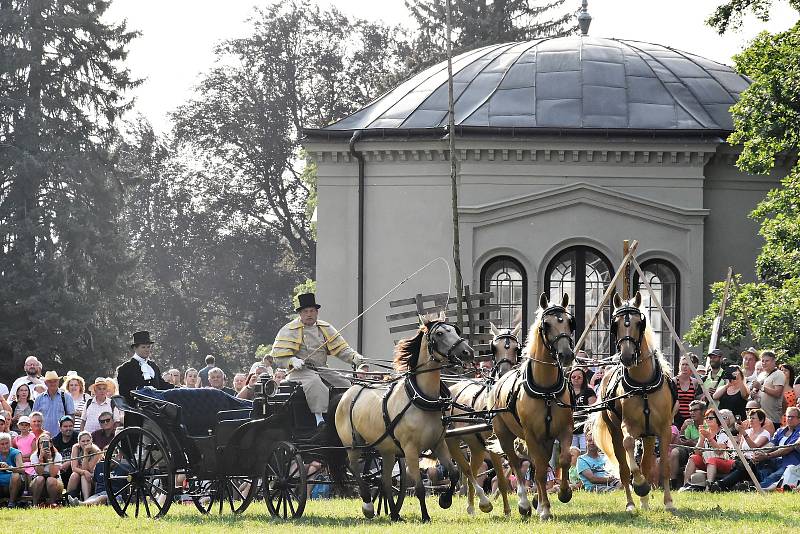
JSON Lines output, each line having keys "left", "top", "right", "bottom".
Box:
{"left": 415, "top": 293, "right": 425, "bottom": 315}
{"left": 622, "top": 240, "right": 631, "bottom": 299}
{"left": 707, "top": 267, "right": 734, "bottom": 367}
{"left": 464, "top": 285, "right": 475, "bottom": 345}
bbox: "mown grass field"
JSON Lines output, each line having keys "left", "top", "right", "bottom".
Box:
{"left": 1, "top": 492, "right": 797, "bottom": 533}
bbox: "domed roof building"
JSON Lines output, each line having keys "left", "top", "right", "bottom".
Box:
{"left": 303, "top": 18, "right": 788, "bottom": 363}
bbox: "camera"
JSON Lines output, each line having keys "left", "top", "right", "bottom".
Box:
{"left": 40, "top": 439, "right": 50, "bottom": 449}
{"left": 720, "top": 365, "right": 738, "bottom": 381}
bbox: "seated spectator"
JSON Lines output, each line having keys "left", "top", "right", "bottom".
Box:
{"left": 0, "top": 413, "right": 16, "bottom": 440}
{"left": 752, "top": 406, "right": 800, "bottom": 489}
{"left": 233, "top": 373, "right": 247, "bottom": 393}
{"left": 29, "top": 411, "right": 45, "bottom": 439}
{"left": 52, "top": 415, "right": 78, "bottom": 486}
{"left": 11, "top": 415, "right": 37, "bottom": 476}
{"left": 30, "top": 432, "right": 64, "bottom": 506}
{"left": 9, "top": 383, "right": 33, "bottom": 431}
{"left": 183, "top": 368, "right": 200, "bottom": 388}
{"left": 712, "top": 408, "right": 771, "bottom": 491}
{"left": 61, "top": 373, "right": 89, "bottom": 432}
{"left": 0, "top": 432, "right": 24, "bottom": 508}
{"left": 67, "top": 431, "right": 101, "bottom": 500}
{"left": 670, "top": 400, "right": 705, "bottom": 488}
{"left": 355, "top": 364, "right": 371, "bottom": 380}
{"left": 780, "top": 363, "right": 796, "bottom": 426}
{"left": 567, "top": 446, "right": 582, "bottom": 489}
{"left": 0, "top": 381, "right": 8, "bottom": 400}
{"left": 236, "top": 368, "right": 267, "bottom": 401}
{"left": 577, "top": 431, "right": 619, "bottom": 492}
{"left": 33, "top": 371, "right": 75, "bottom": 437}
{"left": 681, "top": 409, "right": 733, "bottom": 489}
{"left": 208, "top": 367, "right": 236, "bottom": 396}
{"left": 0, "top": 395, "right": 10, "bottom": 420}
{"left": 81, "top": 378, "right": 120, "bottom": 434}
{"left": 274, "top": 368, "right": 287, "bottom": 384}
{"left": 713, "top": 365, "right": 749, "bottom": 421}
{"left": 90, "top": 412, "right": 116, "bottom": 450}
{"left": 167, "top": 369, "right": 182, "bottom": 387}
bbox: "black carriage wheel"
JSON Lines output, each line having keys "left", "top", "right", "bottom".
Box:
{"left": 190, "top": 476, "right": 258, "bottom": 515}
{"left": 362, "top": 453, "right": 407, "bottom": 516}
{"left": 264, "top": 441, "right": 307, "bottom": 519}
{"left": 104, "top": 426, "right": 175, "bottom": 519}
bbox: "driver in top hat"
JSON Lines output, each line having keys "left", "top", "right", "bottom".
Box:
{"left": 116, "top": 331, "right": 174, "bottom": 403}
{"left": 271, "top": 293, "right": 364, "bottom": 430}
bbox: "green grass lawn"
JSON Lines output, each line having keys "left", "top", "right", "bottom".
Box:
{"left": 1, "top": 492, "right": 797, "bottom": 533}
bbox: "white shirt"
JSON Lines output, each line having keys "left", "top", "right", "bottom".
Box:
{"left": 9, "top": 375, "right": 45, "bottom": 401}
{"left": 132, "top": 354, "right": 155, "bottom": 380}
{"left": 0, "top": 382, "right": 8, "bottom": 398}
{"left": 30, "top": 451, "right": 63, "bottom": 473}
{"left": 81, "top": 396, "right": 122, "bottom": 433}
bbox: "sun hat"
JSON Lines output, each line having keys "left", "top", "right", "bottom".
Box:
{"left": 43, "top": 370, "right": 60, "bottom": 382}
{"left": 61, "top": 373, "right": 85, "bottom": 393}
{"left": 17, "top": 415, "right": 31, "bottom": 425}
{"left": 88, "top": 377, "right": 115, "bottom": 394}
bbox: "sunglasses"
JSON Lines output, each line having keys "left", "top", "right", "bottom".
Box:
{"left": 788, "top": 415, "right": 799, "bottom": 420}
{"left": 99, "top": 418, "right": 113, "bottom": 424}
{"left": 705, "top": 416, "right": 717, "bottom": 421}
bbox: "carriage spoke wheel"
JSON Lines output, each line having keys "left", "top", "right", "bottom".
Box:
{"left": 104, "top": 427, "right": 175, "bottom": 519}
{"left": 190, "top": 476, "right": 258, "bottom": 515}
{"left": 362, "top": 453, "right": 407, "bottom": 516}
{"left": 264, "top": 441, "right": 307, "bottom": 519}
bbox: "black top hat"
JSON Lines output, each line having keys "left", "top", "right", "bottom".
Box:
{"left": 131, "top": 330, "right": 154, "bottom": 348}
{"left": 296, "top": 293, "right": 321, "bottom": 312}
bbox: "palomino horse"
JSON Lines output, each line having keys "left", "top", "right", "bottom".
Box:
{"left": 488, "top": 293, "right": 576, "bottom": 520}
{"left": 592, "top": 292, "right": 677, "bottom": 513}
{"left": 445, "top": 323, "right": 520, "bottom": 516}
{"left": 335, "top": 314, "right": 474, "bottom": 522}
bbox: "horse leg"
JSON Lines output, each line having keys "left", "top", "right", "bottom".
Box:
{"left": 496, "top": 424, "right": 531, "bottom": 516}
{"left": 402, "top": 446, "right": 428, "bottom": 522}
{"left": 639, "top": 437, "right": 656, "bottom": 510}
{"left": 659, "top": 425, "right": 677, "bottom": 513}
{"left": 524, "top": 436, "right": 553, "bottom": 521}
{"left": 348, "top": 449, "right": 375, "bottom": 519}
{"left": 489, "top": 451, "right": 512, "bottom": 515}
{"left": 432, "top": 440, "right": 460, "bottom": 510}
{"left": 381, "top": 451, "right": 401, "bottom": 519}
{"left": 465, "top": 440, "right": 492, "bottom": 513}
{"left": 622, "top": 423, "right": 648, "bottom": 499}
{"left": 608, "top": 422, "right": 635, "bottom": 512}
{"left": 447, "top": 438, "right": 476, "bottom": 515}
{"left": 557, "top": 430, "right": 573, "bottom": 505}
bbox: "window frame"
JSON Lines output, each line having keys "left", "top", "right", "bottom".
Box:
{"left": 480, "top": 255, "right": 528, "bottom": 341}
{"left": 632, "top": 258, "right": 681, "bottom": 366}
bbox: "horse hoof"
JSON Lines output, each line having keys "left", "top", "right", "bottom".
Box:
{"left": 362, "top": 502, "right": 375, "bottom": 519}
{"left": 539, "top": 511, "right": 552, "bottom": 521}
{"left": 531, "top": 496, "right": 538, "bottom": 510}
{"left": 626, "top": 504, "right": 636, "bottom": 514}
{"left": 421, "top": 515, "right": 431, "bottom": 523}
{"left": 665, "top": 504, "right": 678, "bottom": 515}
{"left": 439, "top": 493, "right": 453, "bottom": 509}
{"left": 633, "top": 482, "right": 651, "bottom": 497}
{"left": 479, "top": 500, "right": 493, "bottom": 513}
{"left": 391, "top": 514, "right": 404, "bottom": 522}
{"left": 519, "top": 504, "right": 532, "bottom": 517}
{"left": 466, "top": 506, "right": 475, "bottom": 516}
{"left": 558, "top": 488, "right": 573, "bottom": 503}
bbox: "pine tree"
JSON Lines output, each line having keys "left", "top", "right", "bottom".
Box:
{"left": 0, "top": 0, "right": 139, "bottom": 375}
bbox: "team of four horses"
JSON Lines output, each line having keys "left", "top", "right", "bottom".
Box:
{"left": 333, "top": 290, "right": 676, "bottom": 522}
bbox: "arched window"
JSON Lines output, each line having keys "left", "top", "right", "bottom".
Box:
{"left": 545, "top": 247, "right": 614, "bottom": 359}
{"left": 633, "top": 260, "right": 680, "bottom": 364}
{"left": 481, "top": 256, "right": 527, "bottom": 336}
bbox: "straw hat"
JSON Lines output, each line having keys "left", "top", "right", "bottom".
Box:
{"left": 43, "top": 370, "right": 61, "bottom": 382}
{"left": 61, "top": 372, "right": 85, "bottom": 393}
{"left": 741, "top": 347, "right": 759, "bottom": 357}
{"left": 88, "top": 377, "right": 115, "bottom": 395}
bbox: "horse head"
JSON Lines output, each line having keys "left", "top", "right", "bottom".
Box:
{"left": 490, "top": 322, "right": 522, "bottom": 377}
{"left": 420, "top": 312, "right": 475, "bottom": 366}
{"left": 612, "top": 291, "right": 649, "bottom": 367}
{"left": 536, "top": 292, "right": 576, "bottom": 367}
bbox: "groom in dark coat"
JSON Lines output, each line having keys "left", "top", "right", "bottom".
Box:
{"left": 116, "top": 331, "right": 174, "bottom": 403}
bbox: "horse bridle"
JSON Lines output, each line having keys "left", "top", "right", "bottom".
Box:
{"left": 538, "top": 305, "right": 576, "bottom": 356}
{"left": 426, "top": 321, "right": 470, "bottom": 368}
{"left": 611, "top": 305, "right": 646, "bottom": 366}
{"left": 491, "top": 330, "right": 520, "bottom": 372}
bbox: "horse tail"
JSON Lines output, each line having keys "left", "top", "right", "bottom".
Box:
{"left": 320, "top": 391, "right": 351, "bottom": 490}
{"left": 590, "top": 411, "right": 619, "bottom": 472}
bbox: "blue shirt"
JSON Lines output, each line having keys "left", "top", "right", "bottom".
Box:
{"left": 32, "top": 390, "right": 75, "bottom": 437}
{"left": 0, "top": 447, "right": 21, "bottom": 486}
{"left": 770, "top": 425, "right": 800, "bottom": 471}
{"left": 577, "top": 453, "right": 611, "bottom": 491}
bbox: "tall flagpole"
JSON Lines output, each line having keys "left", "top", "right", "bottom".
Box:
{"left": 446, "top": 0, "right": 464, "bottom": 331}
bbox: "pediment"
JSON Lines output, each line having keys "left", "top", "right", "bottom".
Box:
{"left": 458, "top": 182, "right": 709, "bottom": 230}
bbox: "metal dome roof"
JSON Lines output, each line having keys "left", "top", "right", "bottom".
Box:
{"left": 317, "top": 36, "right": 750, "bottom": 134}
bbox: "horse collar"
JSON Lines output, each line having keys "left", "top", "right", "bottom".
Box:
{"left": 521, "top": 358, "right": 568, "bottom": 399}
{"left": 621, "top": 355, "right": 664, "bottom": 394}
{"left": 404, "top": 375, "right": 452, "bottom": 412}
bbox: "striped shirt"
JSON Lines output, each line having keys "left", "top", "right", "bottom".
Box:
{"left": 675, "top": 379, "right": 696, "bottom": 420}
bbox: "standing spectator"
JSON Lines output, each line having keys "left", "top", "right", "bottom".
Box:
{"left": 52, "top": 415, "right": 78, "bottom": 486}
{"left": 712, "top": 408, "right": 771, "bottom": 490}
{"left": 9, "top": 355, "right": 44, "bottom": 401}
{"left": 67, "top": 431, "right": 101, "bottom": 500}
{"left": 779, "top": 363, "right": 796, "bottom": 426}
{"left": 82, "top": 378, "right": 120, "bottom": 434}
{"left": 0, "top": 413, "right": 16, "bottom": 440}
{"left": 752, "top": 406, "right": 800, "bottom": 488}
{"left": 61, "top": 373, "right": 89, "bottom": 432}
{"left": 0, "top": 432, "right": 24, "bottom": 508}
{"left": 674, "top": 356, "right": 701, "bottom": 428}
{"left": 569, "top": 368, "right": 596, "bottom": 451}
{"left": 237, "top": 372, "right": 260, "bottom": 401}
{"left": 12, "top": 415, "right": 37, "bottom": 477}
{"left": 713, "top": 365, "right": 749, "bottom": 421}
{"left": 30, "top": 432, "right": 64, "bottom": 506}
{"left": 33, "top": 371, "right": 75, "bottom": 437}
{"left": 0, "top": 396, "right": 11, "bottom": 422}
{"left": 680, "top": 409, "right": 733, "bottom": 489}
{"left": 9, "top": 383, "right": 33, "bottom": 432}
{"left": 208, "top": 368, "right": 236, "bottom": 396}
{"left": 116, "top": 331, "right": 174, "bottom": 404}
{"left": 90, "top": 412, "right": 116, "bottom": 450}
{"left": 166, "top": 369, "right": 181, "bottom": 386}
{"left": 703, "top": 349, "right": 727, "bottom": 394}
{"left": 0, "top": 381, "right": 8, "bottom": 400}
{"left": 669, "top": 400, "right": 706, "bottom": 488}
{"left": 183, "top": 368, "right": 200, "bottom": 388}
{"left": 741, "top": 347, "right": 760, "bottom": 389}
{"left": 199, "top": 355, "right": 216, "bottom": 387}
{"left": 588, "top": 365, "right": 606, "bottom": 391}
{"left": 752, "top": 350, "right": 785, "bottom": 428}
{"left": 233, "top": 373, "right": 247, "bottom": 393}
{"left": 576, "top": 431, "right": 619, "bottom": 492}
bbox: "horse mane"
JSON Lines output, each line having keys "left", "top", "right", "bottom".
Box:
{"left": 631, "top": 302, "right": 673, "bottom": 377}
{"left": 393, "top": 316, "right": 437, "bottom": 372}
{"left": 521, "top": 308, "right": 547, "bottom": 358}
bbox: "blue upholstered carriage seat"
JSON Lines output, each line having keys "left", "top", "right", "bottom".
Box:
{"left": 135, "top": 388, "right": 253, "bottom": 436}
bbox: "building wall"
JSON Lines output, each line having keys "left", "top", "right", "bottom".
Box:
{"left": 307, "top": 135, "right": 782, "bottom": 358}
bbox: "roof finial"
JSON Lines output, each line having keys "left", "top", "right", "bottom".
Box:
{"left": 578, "top": 0, "right": 592, "bottom": 36}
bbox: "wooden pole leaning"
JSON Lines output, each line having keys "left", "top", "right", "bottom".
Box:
{"left": 707, "top": 267, "right": 734, "bottom": 367}
{"left": 630, "top": 257, "right": 764, "bottom": 494}
{"left": 574, "top": 240, "right": 639, "bottom": 354}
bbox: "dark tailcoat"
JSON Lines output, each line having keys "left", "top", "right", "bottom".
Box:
{"left": 116, "top": 358, "right": 174, "bottom": 403}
